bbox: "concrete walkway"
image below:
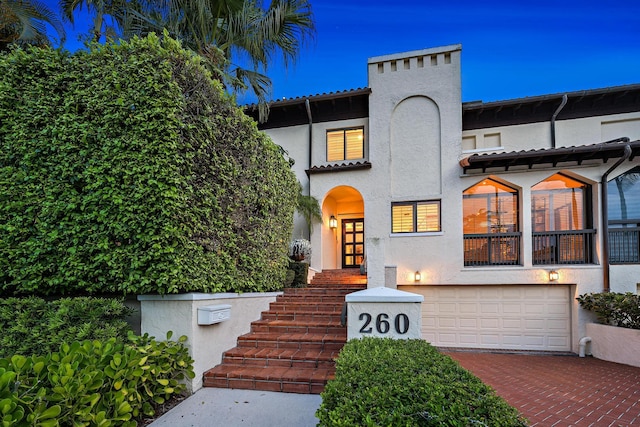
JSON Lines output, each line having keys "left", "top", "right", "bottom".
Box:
{"left": 147, "top": 388, "right": 322, "bottom": 427}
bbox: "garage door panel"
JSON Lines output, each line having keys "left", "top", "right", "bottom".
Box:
{"left": 418, "top": 285, "right": 571, "bottom": 352}
{"left": 525, "top": 304, "right": 545, "bottom": 315}
{"left": 503, "top": 319, "right": 522, "bottom": 329}
{"left": 459, "top": 318, "right": 478, "bottom": 328}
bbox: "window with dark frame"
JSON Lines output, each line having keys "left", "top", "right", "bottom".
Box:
{"left": 391, "top": 201, "right": 441, "bottom": 233}
{"left": 608, "top": 166, "right": 640, "bottom": 264}
{"left": 326, "top": 128, "right": 364, "bottom": 162}
{"left": 463, "top": 178, "right": 521, "bottom": 266}
{"left": 531, "top": 173, "right": 594, "bottom": 265}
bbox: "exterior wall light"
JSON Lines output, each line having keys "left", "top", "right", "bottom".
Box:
{"left": 414, "top": 271, "right": 421, "bottom": 282}
{"left": 329, "top": 215, "right": 338, "bottom": 229}
{"left": 549, "top": 270, "right": 559, "bottom": 282}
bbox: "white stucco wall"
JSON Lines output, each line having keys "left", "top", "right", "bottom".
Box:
{"left": 138, "top": 292, "right": 279, "bottom": 392}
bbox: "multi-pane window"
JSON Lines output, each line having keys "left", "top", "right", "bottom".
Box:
{"left": 327, "top": 128, "right": 364, "bottom": 162}
{"left": 531, "top": 173, "right": 594, "bottom": 265}
{"left": 391, "top": 201, "right": 440, "bottom": 233}
{"left": 463, "top": 178, "right": 520, "bottom": 266}
{"left": 608, "top": 167, "right": 640, "bottom": 264}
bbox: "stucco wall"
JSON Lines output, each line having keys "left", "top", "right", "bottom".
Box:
{"left": 138, "top": 292, "right": 279, "bottom": 392}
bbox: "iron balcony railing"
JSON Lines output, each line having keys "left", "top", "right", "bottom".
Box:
{"left": 532, "top": 229, "right": 596, "bottom": 265}
{"left": 608, "top": 221, "right": 640, "bottom": 264}
{"left": 464, "top": 232, "right": 521, "bottom": 266}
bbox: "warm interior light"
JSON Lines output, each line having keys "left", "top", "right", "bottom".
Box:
{"left": 414, "top": 271, "right": 421, "bottom": 282}
{"left": 549, "top": 270, "right": 559, "bottom": 281}
{"left": 329, "top": 215, "right": 337, "bottom": 229}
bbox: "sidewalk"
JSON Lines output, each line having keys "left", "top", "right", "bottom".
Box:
{"left": 147, "top": 388, "right": 322, "bottom": 427}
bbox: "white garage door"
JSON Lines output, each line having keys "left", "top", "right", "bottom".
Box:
{"left": 420, "top": 285, "right": 571, "bottom": 352}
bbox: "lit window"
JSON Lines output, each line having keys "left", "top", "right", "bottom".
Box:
{"left": 327, "top": 128, "right": 364, "bottom": 162}
{"left": 531, "top": 173, "right": 594, "bottom": 265}
{"left": 392, "top": 201, "right": 440, "bottom": 233}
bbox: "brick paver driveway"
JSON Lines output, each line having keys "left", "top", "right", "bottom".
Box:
{"left": 447, "top": 352, "right": 640, "bottom": 427}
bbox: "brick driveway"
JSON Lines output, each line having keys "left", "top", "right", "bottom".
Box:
{"left": 446, "top": 352, "right": 640, "bottom": 427}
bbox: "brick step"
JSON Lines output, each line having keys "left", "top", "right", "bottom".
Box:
{"left": 283, "top": 287, "right": 364, "bottom": 296}
{"left": 203, "top": 269, "right": 366, "bottom": 395}
{"left": 237, "top": 332, "right": 345, "bottom": 351}
{"left": 251, "top": 319, "right": 345, "bottom": 334}
{"left": 221, "top": 346, "right": 339, "bottom": 368}
{"left": 309, "top": 278, "right": 366, "bottom": 284}
{"left": 203, "top": 364, "right": 334, "bottom": 394}
{"left": 268, "top": 302, "right": 343, "bottom": 312}
{"left": 261, "top": 311, "right": 341, "bottom": 322}
{"left": 276, "top": 294, "right": 347, "bottom": 303}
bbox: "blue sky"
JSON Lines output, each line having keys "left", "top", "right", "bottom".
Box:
{"left": 45, "top": 0, "right": 640, "bottom": 104}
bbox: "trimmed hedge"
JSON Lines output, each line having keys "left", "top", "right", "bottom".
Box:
{"left": 317, "top": 338, "right": 527, "bottom": 427}
{"left": 0, "top": 297, "right": 133, "bottom": 358}
{"left": 0, "top": 34, "right": 297, "bottom": 296}
{"left": 577, "top": 292, "right": 640, "bottom": 329}
{"left": 0, "top": 332, "right": 194, "bottom": 426}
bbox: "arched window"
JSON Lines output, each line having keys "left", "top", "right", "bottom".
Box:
{"left": 463, "top": 178, "right": 520, "bottom": 266}
{"left": 608, "top": 166, "right": 640, "bottom": 263}
{"left": 531, "top": 173, "right": 594, "bottom": 265}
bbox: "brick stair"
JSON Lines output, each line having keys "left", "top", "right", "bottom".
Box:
{"left": 202, "top": 269, "right": 366, "bottom": 394}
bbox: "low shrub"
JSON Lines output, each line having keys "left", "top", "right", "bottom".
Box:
{"left": 0, "top": 297, "right": 133, "bottom": 358}
{"left": 577, "top": 292, "right": 640, "bottom": 329}
{"left": 317, "top": 338, "right": 527, "bottom": 427}
{"left": 0, "top": 331, "right": 194, "bottom": 426}
{"left": 288, "top": 261, "right": 308, "bottom": 287}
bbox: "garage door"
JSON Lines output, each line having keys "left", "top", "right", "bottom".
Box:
{"left": 419, "top": 285, "right": 571, "bottom": 352}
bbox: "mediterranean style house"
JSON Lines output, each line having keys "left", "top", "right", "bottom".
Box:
{"left": 246, "top": 44, "right": 640, "bottom": 354}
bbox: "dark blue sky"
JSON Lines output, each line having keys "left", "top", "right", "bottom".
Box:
{"left": 45, "top": 0, "right": 640, "bottom": 105}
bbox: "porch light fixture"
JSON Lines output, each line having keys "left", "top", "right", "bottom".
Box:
{"left": 549, "top": 270, "right": 559, "bottom": 282}
{"left": 329, "top": 215, "right": 338, "bottom": 229}
{"left": 414, "top": 271, "right": 421, "bottom": 282}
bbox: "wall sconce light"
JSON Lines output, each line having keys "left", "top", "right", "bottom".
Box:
{"left": 549, "top": 270, "right": 559, "bottom": 282}
{"left": 414, "top": 271, "right": 421, "bottom": 282}
{"left": 329, "top": 215, "right": 337, "bottom": 229}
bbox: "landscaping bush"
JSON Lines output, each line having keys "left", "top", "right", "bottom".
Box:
{"left": 0, "top": 332, "right": 194, "bottom": 426}
{"left": 0, "top": 296, "right": 133, "bottom": 358}
{"left": 577, "top": 292, "right": 640, "bottom": 329}
{"left": 0, "top": 34, "right": 297, "bottom": 297}
{"left": 288, "top": 260, "right": 309, "bottom": 287}
{"left": 317, "top": 338, "right": 527, "bottom": 427}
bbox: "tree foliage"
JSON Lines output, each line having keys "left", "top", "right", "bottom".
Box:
{"left": 0, "top": 0, "right": 65, "bottom": 51}
{"left": 60, "top": 0, "right": 315, "bottom": 120}
{"left": 0, "top": 34, "right": 297, "bottom": 296}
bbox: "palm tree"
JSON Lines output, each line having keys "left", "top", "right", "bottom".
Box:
{"left": 0, "top": 0, "right": 65, "bottom": 51}
{"left": 121, "top": 0, "right": 314, "bottom": 120}
{"left": 58, "top": 0, "right": 129, "bottom": 42}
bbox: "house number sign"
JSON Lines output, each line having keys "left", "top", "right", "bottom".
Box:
{"left": 358, "top": 312, "right": 410, "bottom": 335}
{"left": 345, "top": 286, "right": 423, "bottom": 340}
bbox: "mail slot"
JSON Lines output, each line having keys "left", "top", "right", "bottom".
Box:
{"left": 197, "top": 304, "right": 231, "bottom": 325}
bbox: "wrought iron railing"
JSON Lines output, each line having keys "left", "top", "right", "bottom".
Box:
{"left": 532, "top": 229, "right": 596, "bottom": 265}
{"left": 608, "top": 221, "right": 640, "bottom": 264}
{"left": 464, "top": 232, "right": 521, "bottom": 266}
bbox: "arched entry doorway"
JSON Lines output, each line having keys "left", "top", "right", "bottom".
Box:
{"left": 321, "top": 186, "right": 365, "bottom": 270}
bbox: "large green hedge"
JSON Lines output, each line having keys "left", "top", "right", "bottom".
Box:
{"left": 0, "top": 34, "right": 297, "bottom": 296}
{"left": 0, "top": 297, "right": 133, "bottom": 358}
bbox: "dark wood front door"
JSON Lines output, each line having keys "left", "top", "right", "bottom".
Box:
{"left": 342, "top": 218, "right": 364, "bottom": 268}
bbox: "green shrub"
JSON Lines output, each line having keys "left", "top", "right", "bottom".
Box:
{"left": 0, "top": 297, "right": 133, "bottom": 358}
{"left": 317, "top": 338, "right": 527, "bottom": 427}
{"left": 0, "top": 34, "right": 297, "bottom": 297}
{"left": 577, "top": 292, "right": 640, "bottom": 329}
{"left": 0, "top": 332, "right": 194, "bottom": 426}
{"left": 288, "top": 261, "right": 309, "bottom": 287}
